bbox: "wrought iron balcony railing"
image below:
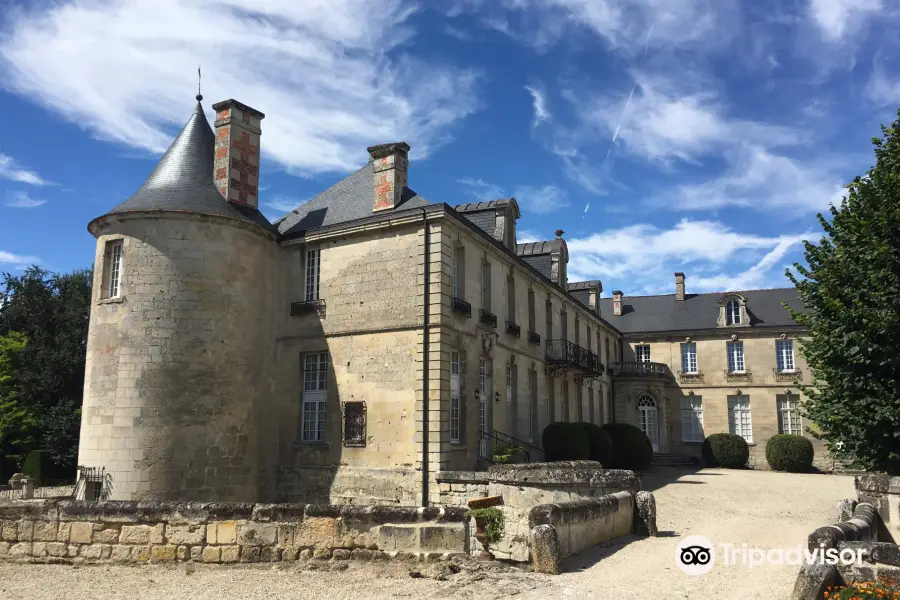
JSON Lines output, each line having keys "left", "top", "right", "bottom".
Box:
{"left": 545, "top": 339, "right": 604, "bottom": 376}
{"left": 609, "top": 361, "right": 672, "bottom": 378}
{"left": 678, "top": 370, "right": 704, "bottom": 384}
{"left": 452, "top": 297, "right": 471, "bottom": 318}
{"left": 725, "top": 370, "right": 753, "bottom": 383}
{"left": 505, "top": 321, "right": 521, "bottom": 337}
{"left": 290, "top": 299, "right": 326, "bottom": 317}
{"left": 479, "top": 309, "right": 498, "bottom": 328}
{"left": 774, "top": 369, "right": 802, "bottom": 382}
{"left": 527, "top": 330, "right": 541, "bottom": 345}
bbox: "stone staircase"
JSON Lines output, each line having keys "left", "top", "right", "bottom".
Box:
{"left": 650, "top": 452, "right": 700, "bottom": 467}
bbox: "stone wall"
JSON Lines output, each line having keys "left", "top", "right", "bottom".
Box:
{"left": 0, "top": 499, "right": 469, "bottom": 565}
{"left": 434, "top": 472, "right": 489, "bottom": 507}
{"left": 856, "top": 475, "right": 900, "bottom": 545}
{"left": 0, "top": 485, "right": 75, "bottom": 501}
{"left": 528, "top": 491, "right": 634, "bottom": 574}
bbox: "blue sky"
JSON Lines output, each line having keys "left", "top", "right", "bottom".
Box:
{"left": 1, "top": 0, "right": 898, "bottom": 296}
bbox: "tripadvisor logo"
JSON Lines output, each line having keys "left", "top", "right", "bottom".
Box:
{"left": 676, "top": 536, "right": 864, "bottom": 576}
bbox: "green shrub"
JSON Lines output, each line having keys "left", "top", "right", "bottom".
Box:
{"left": 766, "top": 434, "right": 814, "bottom": 472}
{"left": 21, "top": 450, "right": 53, "bottom": 486}
{"left": 580, "top": 422, "right": 614, "bottom": 466}
{"left": 702, "top": 433, "right": 749, "bottom": 468}
{"left": 492, "top": 443, "right": 524, "bottom": 464}
{"left": 542, "top": 422, "right": 591, "bottom": 462}
{"left": 601, "top": 423, "right": 653, "bottom": 470}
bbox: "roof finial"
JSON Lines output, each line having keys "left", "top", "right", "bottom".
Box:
{"left": 196, "top": 66, "right": 202, "bottom": 102}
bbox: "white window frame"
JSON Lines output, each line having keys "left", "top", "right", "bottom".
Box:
{"left": 728, "top": 395, "right": 753, "bottom": 443}
{"left": 680, "top": 396, "right": 704, "bottom": 442}
{"left": 304, "top": 248, "right": 320, "bottom": 302}
{"left": 450, "top": 248, "right": 458, "bottom": 299}
{"left": 726, "top": 341, "right": 745, "bottom": 373}
{"left": 636, "top": 344, "right": 651, "bottom": 363}
{"left": 776, "top": 339, "right": 795, "bottom": 372}
{"left": 107, "top": 240, "right": 124, "bottom": 299}
{"left": 302, "top": 352, "right": 328, "bottom": 442}
{"left": 778, "top": 395, "right": 803, "bottom": 435}
{"left": 450, "top": 351, "right": 461, "bottom": 442}
{"left": 681, "top": 342, "right": 698, "bottom": 374}
{"left": 726, "top": 299, "right": 741, "bottom": 325}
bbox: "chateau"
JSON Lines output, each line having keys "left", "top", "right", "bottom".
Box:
{"left": 77, "top": 96, "right": 823, "bottom": 505}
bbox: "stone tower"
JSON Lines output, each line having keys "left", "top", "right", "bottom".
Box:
{"left": 78, "top": 95, "right": 276, "bottom": 501}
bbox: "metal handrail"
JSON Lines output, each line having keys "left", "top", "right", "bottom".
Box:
{"left": 493, "top": 429, "right": 543, "bottom": 456}
{"left": 479, "top": 430, "right": 531, "bottom": 463}
{"left": 545, "top": 339, "right": 603, "bottom": 375}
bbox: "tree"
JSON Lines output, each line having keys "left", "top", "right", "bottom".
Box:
{"left": 0, "top": 266, "right": 92, "bottom": 474}
{"left": 786, "top": 109, "right": 900, "bottom": 474}
{"left": 0, "top": 331, "right": 38, "bottom": 461}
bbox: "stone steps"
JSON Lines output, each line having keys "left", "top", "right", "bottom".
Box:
{"left": 650, "top": 453, "right": 699, "bottom": 467}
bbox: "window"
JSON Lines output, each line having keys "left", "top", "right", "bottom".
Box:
{"left": 450, "top": 248, "right": 458, "bottom": 299}
{"left": 479, "top": 358, "right": 487, "bottom": 395}
{"left": 527, "top": 290, "right": 536, "bottom": 331}
{"left": 451, "top": 247, "right": 465, "bottom": 299}
{"left": 776, "top": 339, "right": 795, "bottom": 372}
{"left": 726, "top": 299, "right": 741, "bottom": 325}
{"left": 728, "top": 395, "right": 753, "bottom": 443}
{"left": 681, "top": 396, "right": 704, "bottom": 442}
{"left": 342, "top": 402, "right": 366, "bottom": 447}
{"left": 726, "top": 341, "right": 745, "bottom": 373}
{"left": 575, "top": 385, "right": 583, "bottom": 421}
{"left": 304, "top": 248, "right": 320, "bottom": 302}
{"left": 529, "top": 370, "right": 538, "bottom": 442}
{"left": 546, "top": 301, "right": 553, "bottom": 340}
{"left": 681, "top": 343, "right": 698, "bottom": 374}
{"left": 561, "top": 310, "right": 568, "bottom": 341}
{"left": 778, "top": 395, "right": 803, "bottom": 435}
{"left": 481, "top": 261, "right": 492, "bottom": 312}
{"left": 105, "top": 240, "right": 124, "bottom": 298}
{"left": 575, "top": 317, "right": 580, "bottom": 346}
{"left": 507, "top": 276, "right": 515, "bottom": 323}
{"left": 302, "top": 352, "right": 328, "bottom": 442}
{"left": 636, "top": 344, "right": 651, "bottom": 363}
{"left": 588, "top": 387, "right": 595, "bottom": 424}
{"left": 450, "top": 351, "right": 461, "bottom": 442}
{"left": 547, "top": 378, "right": 555, "bottom": 423}
{"left": 562, "top": 380, "right": 570, "bottom": 421}
{"left": 605, "top": 337, "right": 610, "bottom": 365}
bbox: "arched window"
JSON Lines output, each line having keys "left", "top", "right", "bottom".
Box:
{"left": 637, "top": 395, "right": 656, "bottom": 408}
{"left": 726, "top": 299, "right": 741, "bottom": 325}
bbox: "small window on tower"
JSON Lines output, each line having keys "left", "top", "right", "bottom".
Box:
{"left": 342, "top": 401, "right": 366, "bottom": 447}
{"left": 103, "top": 239, "right": 124, "bottom": 299}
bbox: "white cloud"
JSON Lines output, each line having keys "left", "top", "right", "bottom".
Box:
{"left": 517, "top": 229, "right": 542, "bottom": 243}
{"left": 0, "top": 153, "right": 49, "bottom": 186}
{"left": 458, "top": 178, "right": 505, "bottom": 201}
{"left": 566, "top": 219, "right": 810, "bottom": 294}
{"left": 866, "top": 64, "right": 900, "bottom": 106}
{"left": 264, "top": 196, "right": 307, "bottom": 213}
{"left": 525, "top": 85, "right": 552, "bottom": 127}
{"left": 4, "top": 190, "right": 47, "bottom": 208}
{"left": 669, "top": 145, "right": 847, "bottom": 215}
{"left": 0, "top": 0, "right": 480, "bottom": 176}
{"left": 809, "top": 0, "right": 882, "bottom": 40}
{"left": 458, "top": 178, "right": 570, "bottom": 213}
{"left": 0, "top": 250, "right": 41, "bottom": 267}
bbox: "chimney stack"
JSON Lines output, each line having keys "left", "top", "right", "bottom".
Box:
{"left": 367, "top": 142, "right": 410, "bottom": 212}
{"left": 213, "top": 99, "right": 266, "bottom": 209}
{"left": 612, "top": 290, "right": 623, "bottom": 316}
{"left": 675, "top": 272, "right": 686, "bottom": 301}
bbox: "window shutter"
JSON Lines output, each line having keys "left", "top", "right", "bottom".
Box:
{"left": 460, "top": 392, "right": 468, "bottom": 443}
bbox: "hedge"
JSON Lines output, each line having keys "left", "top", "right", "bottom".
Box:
{"left": 580, "top": 422, "right": 614, "bottom": 466}
{"left": 766, "top": 434, "right": 814, "bottom": 472}
{"left": 542, "top": 422, "right": 591, "bottom": 461}
{"left": 702, "top": 433, "right": 749, "bottom": 468}
{"left": 21, "top": 450, "right": 53, "bottom": 486}
{"left": 601, "top": 423, "right": 653, "bottom": 470}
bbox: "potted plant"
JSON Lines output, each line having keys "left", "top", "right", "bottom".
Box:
{"left": 466, "top": 507, "right": 505, "bottom": 560}
{"left": 491, "top": 443, "right": 525, "bottom": 464}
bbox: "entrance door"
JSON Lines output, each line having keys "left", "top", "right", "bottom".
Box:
{"left": 637, "top": 394, "right": 660, "bottom": 452}
{"left": 479, "top": 359, "right": 492, "bottom": 457}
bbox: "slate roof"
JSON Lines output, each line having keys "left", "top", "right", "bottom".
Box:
{"left": 98, "top": 99, "right": 276, "bottom": 234}
{"left": 516, "top": 240, "right": 564, "bottom": 256}
{"left": 568, "top": 280, "right": 602, "bottom": 291}
{"left": 455, "top": 198, "right": 520, "bottom": 218}
{"left": 277, "top": 163, "right": 432, "bottom": 238}
{"left": 598, "top": 288, "right": 809, "bottom": 334}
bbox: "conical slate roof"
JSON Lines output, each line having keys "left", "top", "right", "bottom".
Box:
{"left": 100, "top": 98, "right": 276, "bottom": 233}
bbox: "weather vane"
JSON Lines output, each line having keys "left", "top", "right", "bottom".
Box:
{"left": 196, "top": 66, "right": 202, "bottom": 102}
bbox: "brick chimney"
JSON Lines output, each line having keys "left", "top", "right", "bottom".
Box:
{"left": 367, "top": 142, "right": 410, "bottom": 212}
{"left": 675, "top": 272, "right": 686, "bottom": 301}
{"left": 213, "top": 99, "right": 266, "bottom": 209}
{"left": 612, "top": 290, "right": 623, "bottom": 316}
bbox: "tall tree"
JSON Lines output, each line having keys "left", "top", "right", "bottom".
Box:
{"left": 0, "top": 266, "right": 92, "bottom": 473}
{"left": 786, "top": 109, "right": 900, "bottom": 474}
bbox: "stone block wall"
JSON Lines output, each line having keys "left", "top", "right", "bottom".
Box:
{"left": 0, "top": 499, "right": 469, "bottom": 565}
{"left": 856, "top": 475, "right": 900, "bottom": 544}
{"left": 434, "top": 472, "right": 489, "bottom": 507}
{"left": 0, "top": 485, "right": 75, "bottom": 501}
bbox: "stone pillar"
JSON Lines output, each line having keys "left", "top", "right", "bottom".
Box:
{"left": 212, "top": 99, "right": 266, "bottom": 208}
{"left": 367, "top": 142, "right": 410, "bottom": 212}
{"left": 675, "top": 272, "right": 686, "bottom": 301}
{"left": 612, "top": 291, "right": 623, "bottom": 316}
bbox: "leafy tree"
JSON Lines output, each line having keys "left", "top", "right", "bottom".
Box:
{"left": 786, "top": 109, "right": 900, "bottom": 474}
{"left": 0, "top": 331, "right": 37, "bottom": 461}
{"left": 0, "top": 266, "right": 91, "bottom": 474}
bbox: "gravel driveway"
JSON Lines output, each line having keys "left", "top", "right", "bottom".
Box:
{"left": 0, "top": 467, "right": 855, "bottom": 600}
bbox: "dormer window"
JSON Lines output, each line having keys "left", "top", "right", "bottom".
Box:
{"left": 726, "top": 300, "right": 741, "bottom": 325}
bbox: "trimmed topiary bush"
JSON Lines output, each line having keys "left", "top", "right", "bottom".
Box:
{"left": 580, "top": 422, "right": 614, "bottom": 466}
{"left": 542, "top": 422, "right": 591, "bottom": 462}
{"left": 766, "top": 434, "right": 814, "bottom": 472}
{"left": 21, "top": 450, "right": 53, "bottom": 486}
{"left": 601, "top": 423, "right": 653, "bottom": 470}
{"left": 702, "top": 433, "right": 749, "bottom": 468}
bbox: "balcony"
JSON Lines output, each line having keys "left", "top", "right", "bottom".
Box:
{"left": 479, "top": 309, "right": 498, "bottom": 328}
{"left": 678, "top": 371, "right": 704, "bottom": 384}
{"left": 609, "top": 361, "right": 672, "bottom": 379}
{"left": 505, "top": 321, "right": 521, "bottom": 338}
{"left": 725, "top": 370, "right": 753, "bottom": 383}
{"left": 774, "top": 369, "right": 802, "bottom": 383}
{"left": 452, "top": 297, "right": 471, "bottom": 318}
{"left": 290, "top": 299, "right": 326, "bottom": 317}
{"left": 527, "top": 330, "right": 541, "bottom": 346}
{"left": 545, "top": 339, "right": 604, "bottom": 378}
